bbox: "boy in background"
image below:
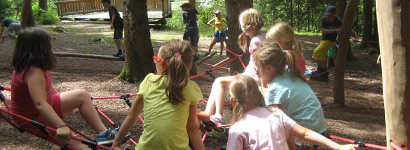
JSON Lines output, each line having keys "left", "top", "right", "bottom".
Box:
{"left": 102, "top": 0, "right": 125, "bottom": 58}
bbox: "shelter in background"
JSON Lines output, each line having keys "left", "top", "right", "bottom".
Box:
{"left": 55, "top": 0, "right": 172, "bottom": 25}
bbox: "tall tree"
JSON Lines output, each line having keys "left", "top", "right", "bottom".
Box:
{"left": 118, "top": 0, "right": 155, "bottom": 83}
{"left": 376, "top": 0, "right": 410, "bottom": 149}
{"left": 225, "top": 0, "right": 253, "bottom": 74}
{"left": 336, "top": 0, "right": 356, "bottom": 61}
{"left": 361, "top": 0, "right": 373, "bottom": 48}
{"left": 20, "top": 0, "right": 35, "bottom": 27}
{"left": 333, "top": 0, "right": 359, "bottom": 105}
{"left": 39, "top": 0, "right": 47, "bottom": 16}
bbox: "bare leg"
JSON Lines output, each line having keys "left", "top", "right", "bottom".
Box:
{"left": 115, "top": 40, "right": 123, "bottom": 52}
{"left": 60, "top": 89, "right": 107, "bottom": 134}
{"left": 208, "top": 37, "right": 218, "bottom": 53}
{"left": 204, "top": 76, "right": 234, "bottom": 116}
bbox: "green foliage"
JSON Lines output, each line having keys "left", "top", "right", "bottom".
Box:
{"left": 0, "top": 0, "right": 14, "bottom": 17}
{"left": 32, "top": 0, "right": 60, "bottom": 25}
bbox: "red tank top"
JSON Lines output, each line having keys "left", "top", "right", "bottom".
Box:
{"left": 11, "top": 66, "right": 54, "bottom": 115}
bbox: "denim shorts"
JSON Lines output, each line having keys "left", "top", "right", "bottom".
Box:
{"left": 114, "top": 27, "right": 124, "bottom": 40}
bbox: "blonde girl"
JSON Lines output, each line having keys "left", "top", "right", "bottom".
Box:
{"left": 266, "top": 22, "right": 306, "bottom": 74}
{"left": 200, "top": 8, "right": 265, "bottom": 127}
{"left": 226, "top": 74, "right": 358, "bottom": 150}
{"left": 112, "top": 39, "right": 204, "bottom": 150}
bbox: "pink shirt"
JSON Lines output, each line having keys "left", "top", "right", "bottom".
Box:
{"left": 11, "top": 66, "right": 54, "bottom": 116}
{"left": 227, "top": 107, "right": 296, "bottom": 150}
{"left": 242, "top": 33, "right": 266, "bottom": 81}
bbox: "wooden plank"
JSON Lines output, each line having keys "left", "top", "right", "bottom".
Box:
{"left": 197, "top": 52, "right": 217, "bottom": 64}
{"left": 212, "top": 58, "right": 230, "bottom": 67}
{"left": 54, "top": 52, "right": 124, "bottom": 61}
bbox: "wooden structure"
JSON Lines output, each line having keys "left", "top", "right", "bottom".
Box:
{"left": 55, "top": 0, "right": 172, "bottom": 23}
{"left": 376, "top": 0, "right": 409, "bottom": 149}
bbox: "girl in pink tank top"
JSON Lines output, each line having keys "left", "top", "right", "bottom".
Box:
{"left": 11, "top": 27, "right": 120, "bottom": 149}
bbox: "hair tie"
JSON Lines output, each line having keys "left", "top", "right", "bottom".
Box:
{"left": 293, "top": 38, "right": 296, "bottom": 41}
{"left": 282, "top": 50, "right": 286, "bottom": 53}
{"left": 174, "top": 53, "right": 182, "bottom": 56}
{"left": 243, "top": 30, "right": 246, "bottom": 33}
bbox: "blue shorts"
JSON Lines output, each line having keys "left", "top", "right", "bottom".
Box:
{"left": 213, "top": 31, "right": 226, "bottom": 43}
{"left": 114, "top": 27, "right": 123, "bottom": 40}
{"left": 183, "top": 27, "right": 199, "bottom": 48}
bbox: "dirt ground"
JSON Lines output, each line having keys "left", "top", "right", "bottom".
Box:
{"left": 0, "top": 21, "right": 385, "bottom": 150}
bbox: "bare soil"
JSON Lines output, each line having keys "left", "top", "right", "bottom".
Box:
{"left": 0, "top": 21, "right": 385, "bottom": 150}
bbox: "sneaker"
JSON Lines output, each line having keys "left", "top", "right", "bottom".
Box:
{"left": 113, "top": 50, "right": 123, "bottom": 57}
{"left": 118, "top": 54, "right": 126, "bottom": 59}
{"left": 97, "top": 128, "right": 117, "bottom": 145}
{"left": 202, "top": 121, "right": 224, "bottom": 132}
{"left": 97, "top": 128, "right": 131, "bottom": 146}
{"left": 210, "top": 115, "right": 225, "bottom": 132}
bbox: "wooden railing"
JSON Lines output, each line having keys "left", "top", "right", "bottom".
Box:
{"left": 56, "top": 0, "right": 172, "bottom": 18}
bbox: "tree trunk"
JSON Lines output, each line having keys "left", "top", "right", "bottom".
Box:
{"left": 333, "top": 0, "right": 359, "bottom": 105}
{"left": 119, "top": 0, "right": 155, "bottom": 83}
{"left": 336, "top": 0, "right": 356, "bottom": 61}
{"left": 21, "top": 0, "right": 35, "bottom": 28}
{"left": 225, "top": 0, "right": 252, "bottom": 75}
{"left": 376, "top": 0, "right": 410, "bottom": 149}
{"left": 39, "top": 0, "right": 47, "bottom": 16}
{"left": 372, "top": 6, "right": 379, "bottom": 48}
{"left": 361, "top": 0, "right": 373, "bottom": 48}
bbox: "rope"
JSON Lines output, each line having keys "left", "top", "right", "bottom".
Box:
{"left": 329, "top": 135, "right": 387, "bottom": 150}
{"left": 225, "top": 47, "right": 247, "bottom": 70}
{"left": 0, "top": 107, "right": 112, "bottom": 150}
{"left": 310, "top": 68, "right": 336, "bottom": 78}
{"left": 390, "top": 140, "right": 404, "bottom": 150}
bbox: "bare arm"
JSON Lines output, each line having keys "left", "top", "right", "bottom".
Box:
{"left": 187, "top": 104, "right": 205, "bottom": 150}
{"left": 110, "top": 14, "right": 116, "bottom": 29}
{"left": 207, "top": 19, "right": 215, "bottom": 27}
{"left": 25, "top": 67, "right": 71, "bottom": 142}
{"left": 112, "top": 96, "right": 144, "bottom": 149}
{"left": 290, "top": 124, "right": 359, "bottom": 150}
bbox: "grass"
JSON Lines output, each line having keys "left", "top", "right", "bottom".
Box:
{"left": 295, "top": 31, "right": 321, "bottom": 36}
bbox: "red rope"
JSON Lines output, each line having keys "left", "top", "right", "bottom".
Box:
{"left": 329, "top": 135, "right": 387, "bottom": 150}
{"left": 0, "top": 107, "right": 112, "bottom": 150}
{"left": 390, "top": 140, "right": 404, "bottom": 150}
{"left": 92, "top": 93, "right": 137, "bottom": 100}
{"left": 225, "top": 47, "right": 247, "bottom": 70}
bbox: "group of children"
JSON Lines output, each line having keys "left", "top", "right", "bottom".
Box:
{"left": 8, "top": 4, "right": 359, "bottom": 150}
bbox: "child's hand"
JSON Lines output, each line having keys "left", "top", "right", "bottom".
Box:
{"left": 56, "top": 126, "right": 72, "bottom": 143}
{"left": 338, "top": 144, "right": 359, "bottom": 150}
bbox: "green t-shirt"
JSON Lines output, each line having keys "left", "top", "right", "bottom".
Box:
{"left": 136, "top": 73, "right": 202, "bottom": 150}
{"left": 1, "top": 18, "right": 18, "bottom": 27}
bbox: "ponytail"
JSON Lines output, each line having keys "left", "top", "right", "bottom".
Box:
{"left": 157, "top": 39, "right": 194, "bottom": 105}
{"left": 238, "top": 32, "right": 248, "bottom": 51}
{"left": 254, "top": 42, "right": 307, "bottom": 82}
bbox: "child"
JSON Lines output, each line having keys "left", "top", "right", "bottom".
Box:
{"left": 206, "top": 10, "right": 228, "bottom": 56}
{"left": 201, "top": 8, "right": 265, "bottom": 127}
{"left": 102, "top": 0, "right": 126, "bottom": 57}
{"left": 111, "top": 39, "right": 205, "bottom": 150}
{"left": 226, "top": 74, "right": 359, "bottom": 150}
{"left": 0, "top": 15, "right": 22, "bottom": 39}
{"left": 266, "top": 22, "right": 306, "bottom": 74}
{"left": 180, "top": 1, "right": 200, "bottom": 75}
{"left": 253, "top": 42, "right": 327, "bottom": 149}
{"left": 10, "top": 27, "right": 120, "bottom": 149}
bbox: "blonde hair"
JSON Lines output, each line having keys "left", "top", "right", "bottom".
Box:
{"left": 157, "top": 39, "right": 194, "bottom": 105}
{"left": 229, "top": 75, "right": 267, "bottom": 124}
{"left": 238, "top": 8, "right": 264, "bottom": 51}
{"left": 253, "top": 42, "right": 307, "bottom": 82}
{"left": 266, "top": 22, "right": 303, "bottom": 59}
{"left": 180, "top": 1, "right": 190, "bottom": 8}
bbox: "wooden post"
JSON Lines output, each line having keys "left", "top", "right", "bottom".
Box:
{"left": 376, "top": 0, "right": 410, "bottom": 149}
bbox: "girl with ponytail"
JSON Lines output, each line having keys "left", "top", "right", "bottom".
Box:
{"left": 112, "top": 39, "right": 204, "bottom": 150}
{"left": 226, "top": 75, "right": 358, "bottom": 150}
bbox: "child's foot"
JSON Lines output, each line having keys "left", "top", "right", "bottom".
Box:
{"left": 210, "top": 114, "right": 225, "bottom": 132}
{"left": 113, "top": 50, "right": 123, "bottom": 57}
{"left": 97, "top": 128, "right": 131, "bottom": 146}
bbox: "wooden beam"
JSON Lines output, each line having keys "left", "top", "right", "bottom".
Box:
{"left": 212, "top": 58, "right": 230, "bottom": 67}
{"left": 54, "top": 52, "right": 125, "bottom": 61}
{"left": 197, "top": 52, "right": 217, "bottom": 65}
